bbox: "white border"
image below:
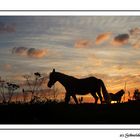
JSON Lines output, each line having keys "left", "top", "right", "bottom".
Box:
{"left": 0, "top": 11, "right": 140, "bottom": 16}
{"left": 0, "top": 125, "right": 140, "bottom": 129}
{"left": 0, "top": 0, "right": 139, "bottom": 10}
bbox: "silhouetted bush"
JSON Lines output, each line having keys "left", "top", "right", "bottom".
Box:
{"left": 0, "top": 77, "right": 6, "bottom": 103}
{"left": 23, "top": 72, "right": 48, "bottom": 103}
{"left": 0, "top": 77, "right": 19, "bottom": 104}
{"left": 133, "top": 89, "right": 140, "bottom": 100}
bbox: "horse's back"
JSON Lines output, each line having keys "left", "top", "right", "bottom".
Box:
{"left": 77, "top": 77, "right": 99, "bottom": 86}
{"left": 79, "top": 76, "right": 98, "bottom": 82}
{"left": 70, "top": 77, "right": 100, "bottom": 94}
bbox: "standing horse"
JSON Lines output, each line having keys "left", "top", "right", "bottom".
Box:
{"left": 47, "top": 69, "right": 111, "bottom": 104}
{"left": 109, "top": 89, "right": 125, "bottom": 103}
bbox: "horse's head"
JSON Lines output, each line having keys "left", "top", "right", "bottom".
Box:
{"left": 47, "top": 69, "right": 57, "bottom": 88}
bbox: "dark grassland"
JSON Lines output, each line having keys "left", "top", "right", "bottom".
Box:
{"left": 0, "top": 101, "right": 140, "bottom": 124}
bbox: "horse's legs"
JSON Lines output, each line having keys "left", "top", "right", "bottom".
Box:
{"left": 97, "top": 90, "right": 103, "bottom": 104}
{"left": 65, "top": 93, "right": 70, "bottom": 104}
{"left": 72, "top": 94, "right": 78, "bottom": 104}
{"left": 91, "top": 92, "right": 98, "bottom": 104}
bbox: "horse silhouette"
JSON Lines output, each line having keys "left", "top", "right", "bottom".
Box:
{"left": 47, "top": 69, "right": 111, "bottom": 104}
{"left": 109, "top": 89, "right": 125, "bottom": 103}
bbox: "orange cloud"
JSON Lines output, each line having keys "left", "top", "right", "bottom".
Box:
{"left": 95, "top": 32, "right": 111, "bottom": 45}
{"left": 129, "top": 27, "right": 140, "bottom": 35}
{"left": 131, "top": 39, "right": 140, "bottom": 48}
{"left": 74, "top": 40, "right": 94, "bottom": 48}
{"left": 3, "top": 64, "right": 12, "bottom": 71}
{"left": 136, "top": 60, "right": 140, "bottom": 65}
{"left": 133, "top": 43, "right": 140, "bottom": 48}
{"left": 111, "top": 34, "right": 129, "bottom": 46}
{"left": 12, "top": 47, "right": 47, "bottom": 58}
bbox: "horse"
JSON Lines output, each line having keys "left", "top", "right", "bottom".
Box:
{"left": 109, "top": 89, "right": 125, "bottom": 103}
{"left": 47, "top": 69, "right": 111, "bottom": 104}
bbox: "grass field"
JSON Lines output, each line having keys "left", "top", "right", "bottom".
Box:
{"left": 0, "top": 100, "right": 140, "bottom": 124}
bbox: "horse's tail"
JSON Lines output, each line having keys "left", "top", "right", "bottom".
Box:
{"left": 99, "top": 79, "right": 111, "bottom": 104}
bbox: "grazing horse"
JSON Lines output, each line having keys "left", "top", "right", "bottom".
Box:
{"left": 109, "top": 89, "right": 125, "bottom": 103}
{"left": 47, "top": 69, "right": 111, "bottom": 104}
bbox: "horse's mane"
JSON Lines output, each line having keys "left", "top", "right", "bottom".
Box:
{"left": 55, "top": 72, "right": 78, "bottom": 80}
{"left": 55, "top": 72, "right": 98, "bottom": 81}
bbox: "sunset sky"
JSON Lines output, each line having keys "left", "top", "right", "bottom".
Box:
{"left": 1, "top": 16, "right": 140, "bottom": 99}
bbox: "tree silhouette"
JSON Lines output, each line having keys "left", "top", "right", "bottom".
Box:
{"left": 133, "top": 89, "right": 140, "bottom": 100}
{"left": 0, "top": 77, "right": 20, "bottom": 103}
{"left": 23, "top": 72, "right": 47, "bottom": 103}
{"left": 0, "top": 77, "right": 6, "bottom": 103}
{"left": 5, "top": 82, "right": 20, "bottom": 103}
{"left": 52, "top": 84, "right": 59, "bottom": 101}
{"left": 22, "top": 88, "right": 28, "bottom": 103}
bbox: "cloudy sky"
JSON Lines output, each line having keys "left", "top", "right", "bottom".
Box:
{"left": 0, "top": 16, "right": 140, "bottom": 94}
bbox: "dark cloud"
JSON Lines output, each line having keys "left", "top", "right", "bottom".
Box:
{"left": 27, "top": 48, "right": 47, "bottom": 58}
{"left": 111, "top": 34, "right": 129, "bottom": 46}
{"left": 12, "top": 47, "right": 28, "bottom": 56}
{"left": 0, "top": 22, "right": 15, "bottom": 33}
{"left": 12, "top": 47, "right": 47, "bottom": 58}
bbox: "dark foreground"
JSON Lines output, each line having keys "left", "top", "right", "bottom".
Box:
{"left": 0, "top": 101, "right": 140, "bottom": 124}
